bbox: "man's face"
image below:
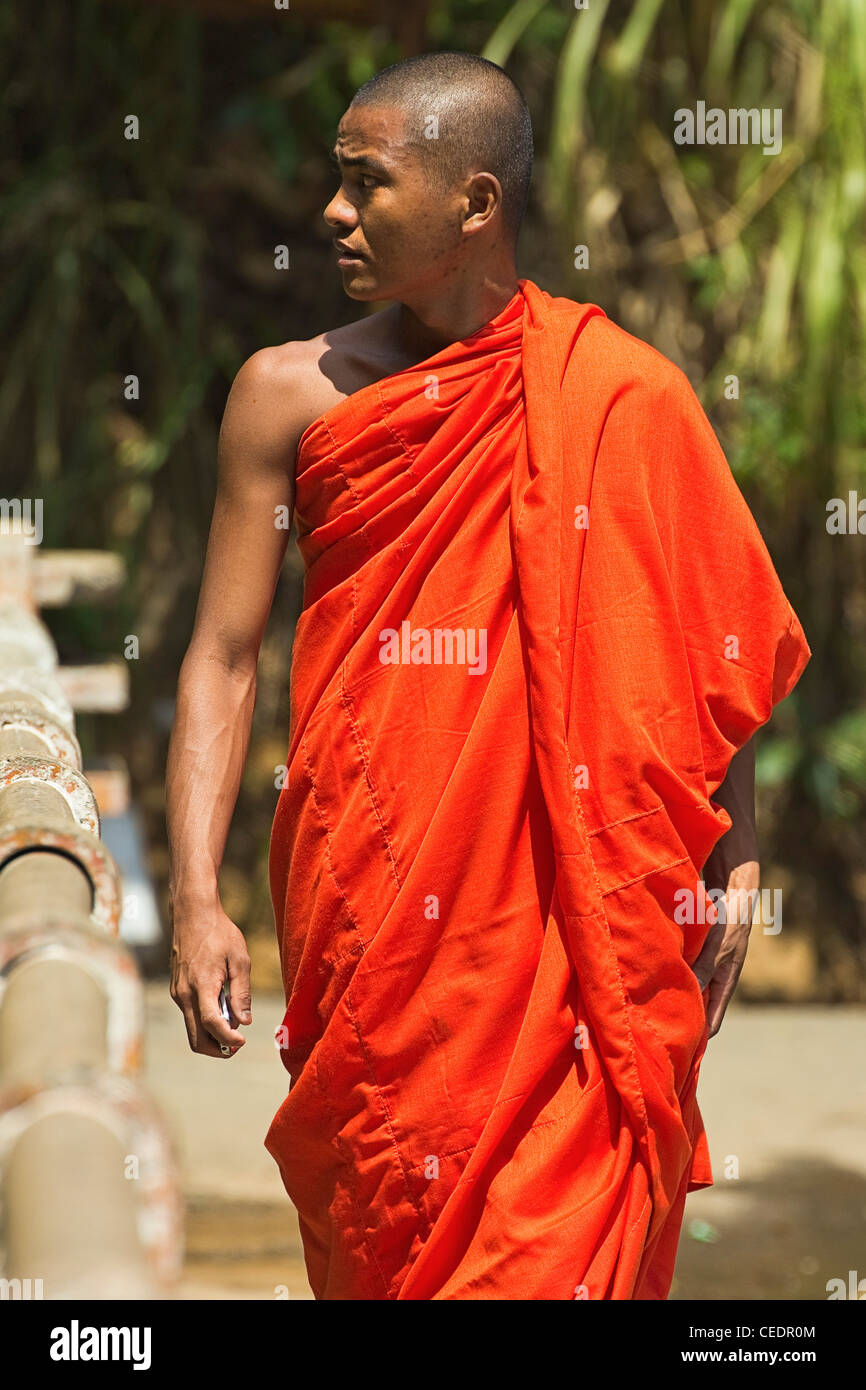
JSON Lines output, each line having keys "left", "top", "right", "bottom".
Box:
{"left": 324, "top": 103, "right": 467, "bottom": 302}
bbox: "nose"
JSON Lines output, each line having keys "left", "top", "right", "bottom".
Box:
{"left": 323, "top": 187, "right": 358, "bottom": 232}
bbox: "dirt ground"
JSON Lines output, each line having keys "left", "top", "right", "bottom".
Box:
{"left": 144, "top": 982, "right": 866, "bottom": 1302}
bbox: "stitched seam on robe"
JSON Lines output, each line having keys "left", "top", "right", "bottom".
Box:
{"left": 300, "top": 729, "right": 366, "bottom": 949}
{"left": 338, "top": 663, "right": 403, "bottom": 892}
{"left": 342, "top": 986, "right": 432, "bottom": 1259}
{"left": 400, "top": 1075, "right": 609, "bottom": 1170}
{"left": 376, "top": 382, "right": 422, "bottom": 569}
{"left": 600, "top": 854, "right": 692, "bottom": 896}
{"left": 321, "top": 415, "right": 377, "bottom": 557}
{"left": 312, "top": 1035, "right": 393, "bottom": 1298}
{"left": 588, "top": 805, "right": 664, "bottom": 837}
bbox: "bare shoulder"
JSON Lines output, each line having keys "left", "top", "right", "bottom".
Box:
{"left": 221, "top": 340, "right": 325, "bottom": 465}
{"left": 222, "top": 310, "right": 403, "bottom": 479}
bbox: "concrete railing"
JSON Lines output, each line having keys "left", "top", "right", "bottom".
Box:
{"left": 0, "top": 529, "right": 182, "bottom": 1298}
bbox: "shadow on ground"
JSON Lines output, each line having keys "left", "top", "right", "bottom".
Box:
{"left": 180, "top": 1156, "right": 866, "bottom": 1301}
{"left": 671, "top": 1157, "right": 866, "bottom": 1300}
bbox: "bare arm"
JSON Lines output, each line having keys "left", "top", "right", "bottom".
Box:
{"left": 692, "top": 739, "right": 759, "bottom": 1037}
{"left": 166, "top": 347, "right": 302, "bottom": 1058}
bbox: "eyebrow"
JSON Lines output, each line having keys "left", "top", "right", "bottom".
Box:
{"left": 330, "top": 146, "right": 391, "bottom": 178}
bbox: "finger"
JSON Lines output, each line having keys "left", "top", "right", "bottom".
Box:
{"left": 706, "top": 979, "right": 732, "bottom": 1038}
{"left": 705, "top": 962, "right": 741, "bottom": 1037}
{"left": 179, "top": 995, "right": 225, "bottom": 1058}
{"left": 199, "top": 987, "right": 246, "bottom": 1051}
{"left": 171, "top": 985, "right": 198, "bottom": 1047}
{"left": 709, "top": 941, "right": 751, "bottom": 1035}
{"left": 691, "top": 921, "right": 725, "bottom": 990}
{"left": 178, "top": 997, "right": 197, "bottom": 1049}
{"left": 226, "top": 952, "right": 252, "bottom": 1025}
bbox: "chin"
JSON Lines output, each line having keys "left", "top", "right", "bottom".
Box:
{"left": 339, "top": 266, "right": 380, "bottom": 300}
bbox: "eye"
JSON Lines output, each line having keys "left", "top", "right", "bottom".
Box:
{"left": 359, "top": 174, "right": 379, "bottom": 190}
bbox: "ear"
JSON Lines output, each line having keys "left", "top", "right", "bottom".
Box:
{"left": 462, "top": 172, "right": 502, "bottom": 236}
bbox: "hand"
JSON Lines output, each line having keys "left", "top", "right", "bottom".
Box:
{"left": 691, "top": 861, "right": 760, "bottom": 1039}
{"left": 170, "top": 895, "right": 252, "bottom": 1058}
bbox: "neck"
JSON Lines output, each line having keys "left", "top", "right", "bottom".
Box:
{"left": 391, "top": 266, "right": 520, "bottom": 363}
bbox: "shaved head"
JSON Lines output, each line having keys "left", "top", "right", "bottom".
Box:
{"left": 349, "top": 52, "right": 533, "bottom": 246}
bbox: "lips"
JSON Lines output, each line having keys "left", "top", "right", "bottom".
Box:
{"left": 334, "top": 243, "right": 366, "bottom": 260}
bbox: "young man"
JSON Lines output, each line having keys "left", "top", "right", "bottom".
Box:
{"left": 166, "top": 52, "right": 810, "bottom": 1299}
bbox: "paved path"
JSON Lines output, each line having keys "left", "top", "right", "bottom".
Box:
{"left": 144, "top": 985, "right": 866, "bottom": 1300}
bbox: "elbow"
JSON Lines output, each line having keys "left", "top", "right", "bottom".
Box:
{"left": 180, "top": 640, "right": 259, "bottom": 685}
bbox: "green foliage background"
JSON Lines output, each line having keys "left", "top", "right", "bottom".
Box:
{"left": 2, "top": 0, "right": 863, "bottom": 994}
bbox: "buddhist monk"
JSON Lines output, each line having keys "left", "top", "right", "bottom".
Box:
{"left": 166, "top": 51, "right": 811, "bottom": 1300}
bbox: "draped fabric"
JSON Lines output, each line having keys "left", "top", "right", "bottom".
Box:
{"left": 265, "top": 279, "right": 811, "bottom": 1300}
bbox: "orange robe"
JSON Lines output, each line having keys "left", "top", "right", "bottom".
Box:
{"left": 265, "top": 279, "right": 810, "bottom": 1300}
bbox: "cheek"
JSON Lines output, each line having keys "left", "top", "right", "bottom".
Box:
{"left": 360, "top": 184, "right": 464, "bottom": 267}
{"left": 377, "top": 214, "right": 460, "bottom": 263}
